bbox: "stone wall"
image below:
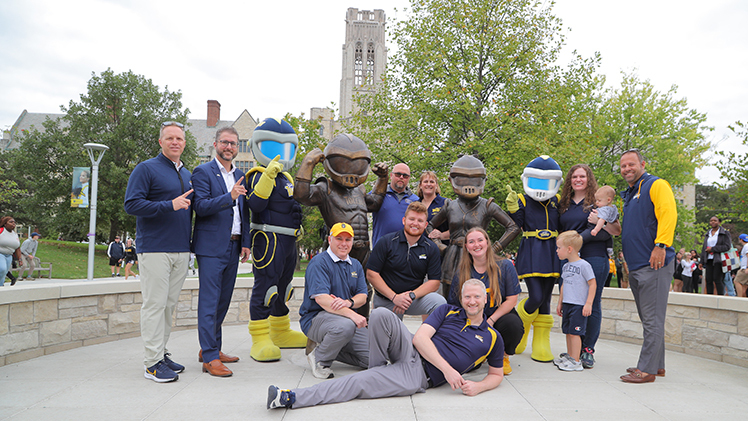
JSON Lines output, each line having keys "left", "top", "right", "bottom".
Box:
{"left": 0, "top": 278, "right": 303, "bottom": 367}
{"left": 2, "top": 280, "right": 747, "bottom": 368}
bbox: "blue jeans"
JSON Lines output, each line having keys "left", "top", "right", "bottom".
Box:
{"left": 724, "top": 272, "right": 737, "bottom": 296}
{"left": 0, "top": 253, "right": 12, "bottom": 286}
{"left": 581, "top": 255, "right": 609, "bottom": 352}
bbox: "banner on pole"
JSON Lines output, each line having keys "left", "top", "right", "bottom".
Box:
{"left": 71, "top": 167, "right": 91, "bottom": 208}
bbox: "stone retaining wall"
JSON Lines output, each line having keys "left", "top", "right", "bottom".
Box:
{"left": 1, "top": 280, "right": 747, "bottom": 368}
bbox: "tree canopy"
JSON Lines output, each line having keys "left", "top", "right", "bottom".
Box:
{"left": 0, "top": 69, "right": 195, "bottom": 241}
{"left": 347, "top": 0, "right": 711, "bottom": 251}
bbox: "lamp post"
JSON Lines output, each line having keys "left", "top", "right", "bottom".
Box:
{"left": 83, "top": 143, "right": 109, "bottom": 281}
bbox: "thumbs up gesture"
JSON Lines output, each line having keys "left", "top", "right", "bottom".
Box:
{"left": 505, "top": 185, "right": 519, "bottom": 213}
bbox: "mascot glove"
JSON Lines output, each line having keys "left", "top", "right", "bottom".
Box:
{"left": 505, "top": 184, "right": 519, "bottom": 213}
{"left": 255, "top": 156, "right": 284, "bottom": 199}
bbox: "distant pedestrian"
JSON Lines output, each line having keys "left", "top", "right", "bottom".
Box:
{"left": 107, "top": 236, "right": 125, "bottom": 277}
{"left": 123, "top": 238, "right": 138, "bottom": 280}
{"left": 0, "top": 216, "right": 21, "bottom": 286}
{"left": 19, "top": 232, "right": 41, "bottom": 281}
{"left": 699, "top": 216, "right": 731, "bottom": 295}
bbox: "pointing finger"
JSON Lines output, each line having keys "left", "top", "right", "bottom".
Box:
{"left": 235, "top": 176, "right": 245, "bottom": 186}
{"left": 180, "top": 189, "right": 194, "bottom": 198}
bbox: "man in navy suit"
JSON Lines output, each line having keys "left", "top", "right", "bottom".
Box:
{"left": 192, "top": 126, "right": 251, "bottom": 377}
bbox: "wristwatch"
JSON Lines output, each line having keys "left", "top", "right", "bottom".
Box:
{"left": 409, "top": 292, "right": 416, "bottom": 300}
{"left": 655, "top": 243, "right": 667, "bottom": 249}
{"left": 348, "top": 298, "right": 355, "bottom": 308}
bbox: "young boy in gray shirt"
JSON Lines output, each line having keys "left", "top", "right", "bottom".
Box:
{"left": 554, "top": 231, "right": 596, "bottom": 371}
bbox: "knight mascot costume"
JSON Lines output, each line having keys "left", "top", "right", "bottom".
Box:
{"left": 505, "top": 155, "right": 563, "bottom": 362}
{"left": 246, "top": 118, "right": 307, "bottom": 361}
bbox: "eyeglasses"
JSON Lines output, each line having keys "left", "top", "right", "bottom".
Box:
{"left": 393, "top": 172, "right": 411, "bottom": 179}
{"left": 161, "top": 121, "right": 184, "bottom": 128}
{"left": 217, "top": 140, "right": 238, "bottom": 148}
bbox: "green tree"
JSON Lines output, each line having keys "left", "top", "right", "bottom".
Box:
{"left": 716, "top": 121, "right": 748, "bottom": 223}
{"left": 0, "top": 167, "right": 26, "bottom": 208}
{"left": 349, "top": 0, "right": 603, "bottom": 199}
{"left": 3, "top": 69, "right": 195, "bottom": 241}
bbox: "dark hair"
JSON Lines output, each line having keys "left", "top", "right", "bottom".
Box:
{"left": 215, "top": 126, "right": 239, "bottom": 142}
{"left": 622, "top": 149, "right": 645, "bottom": 163}
{"left": 558, "top": 164, "right": 598, "bottom": 214}
{"left": 0, "top": 216, "right": 13, "bottom": 228}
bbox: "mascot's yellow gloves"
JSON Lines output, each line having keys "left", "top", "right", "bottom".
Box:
{"left": 254, "top": 155, "right": 284, "bottom": 199}
{"left": 505, "top": 184, "right": 519, "bottom": 213}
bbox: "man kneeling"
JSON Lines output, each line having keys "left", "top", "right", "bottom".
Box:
{"left": 268, "top": 279, "right": 504, "bottom": 409}
{"left": 299, "top": 222, "right": 369, "bottom": 379}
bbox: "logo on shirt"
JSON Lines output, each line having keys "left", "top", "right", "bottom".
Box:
{"left": 418, "top": 254, "right": 427, "bottom": 260}
{"left": 475, "top": 334, "right": 484, "bottom": 343}
{"left": 284, "top": 184, "right": 294, "bottom": 196}
{"left": 351, "top": 271, "right": 358, "bottom": 278}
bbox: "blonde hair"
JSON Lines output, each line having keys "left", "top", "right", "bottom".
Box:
{"left": 596, "top": 185, "right": 615, "bottom": 200}
{"left": 416, "top": 171, "right": 441, "bottom": 198}
{"left": 457, "top": 227, "right": 501, "bottom": 306}
{"left": 557, "top": 230, "right": 583, "bottom": 252}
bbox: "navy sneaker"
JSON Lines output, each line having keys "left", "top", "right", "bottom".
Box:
{"left": 581, "top": 347, "right": 595, "bottom": 369}
{"left": 163, "top": 353, "right": 185, "bottom": 373}
{"left": 144, "top": 361, "right": 179, "bottom": 383}
{"left": 267, "top": 385, "right": 295, "bottom": 409}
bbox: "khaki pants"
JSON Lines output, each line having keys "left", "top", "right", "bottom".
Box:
{"left": 18, "top": 255, "right": 35, "bottom": 278}
{"left": 139, "top": 252, "right": 189, "bottom": 367}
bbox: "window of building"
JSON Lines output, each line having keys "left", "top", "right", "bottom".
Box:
{"left": 319, "top": 126, "right": 324, "bottom": 137}
{"left": 354, "top": 42, "right": 363, "bottom": 85}
{"left": 366, "top": 43, "right": 375, "bottom": 85}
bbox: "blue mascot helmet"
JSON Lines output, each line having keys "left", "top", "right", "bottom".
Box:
{"left": 250, "top": 118, "right": 299, "bottom": 171}
{"left": 521, "top": 155, "right": 563, "bottom": 202}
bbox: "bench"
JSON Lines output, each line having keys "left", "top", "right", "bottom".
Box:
{"left": 9, "top": 257, "right": 53, "bottom": 279}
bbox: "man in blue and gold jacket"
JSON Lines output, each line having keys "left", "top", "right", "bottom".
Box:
{"left": 616, "top": 149, "right": 677, "bottom": 384}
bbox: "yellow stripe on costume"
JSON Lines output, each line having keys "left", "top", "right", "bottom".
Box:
{"left": 518, "top": 272, "right": 560, "bottom": 279}
{"left": 251, "top": 231, "right": 277, "bottom": 270}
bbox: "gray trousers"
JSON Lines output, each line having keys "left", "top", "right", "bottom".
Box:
{"left": 306, "top": 312, "right": 369, "bottom": 368}
{"left": 293, "top": 308, "right": 429, "bottom": 408}
{"left": 628, "top": 260, "right": 672, "bottom": 374}
{"left": 372, "top": 292, "right": 446, "bottom": 319}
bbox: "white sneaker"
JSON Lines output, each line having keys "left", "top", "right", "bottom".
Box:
{"left": 553, "top": 352, "right": 571, "bottom": 367}
{"left": 306, "top": 343, "right": 333, "bottom": 379}
{"left": 558, "top": 358, "right": 583, "bottom": 372}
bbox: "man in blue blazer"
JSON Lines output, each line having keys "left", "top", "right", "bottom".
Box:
{"left": 192, "top": 127, "right": 251, "bottom": 377}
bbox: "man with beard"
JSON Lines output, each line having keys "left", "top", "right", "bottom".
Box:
{"left": 367, "top": 201, "right": 445, "bottom": 318}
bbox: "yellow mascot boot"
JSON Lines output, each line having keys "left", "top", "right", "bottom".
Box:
{"left": 248, "top": 319, "right": 281, "bottom": 362}
{"left": 530, "top": 314, "right": 554, "bottom": 362}
{"left": 269, "top": 315, "right": 307, "bottom": 348}
{"left": 515, "top": 297, "right": 538, "bottom": 354}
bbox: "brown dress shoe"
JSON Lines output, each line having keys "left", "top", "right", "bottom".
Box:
{"left": 202, "top": 360, "right": 233, "bottom": 377}
{"left": 199, "top": 350, "right": 240, "bottom": 363}
{"left": 626, "top": 367, "right": 665, "bottom": 377}
{"left": 621, "top": 368, "right": 656, "bottom": 383}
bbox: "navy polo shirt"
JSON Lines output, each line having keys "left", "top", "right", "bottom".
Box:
{"left": 367, "top": 229, "right": 442, "bottom": 297}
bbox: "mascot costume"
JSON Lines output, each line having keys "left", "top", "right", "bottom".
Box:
{"left": 505, "top": 155, "right": 563, "bottom": 362}
{"left": 294, "top": 133, "right": 389, "bottom": 317}
{"left": 246, "top": 118, "right": 307, "bottom": 361}
{"left": 428, "top": 155, "right": 521, "bottom": 294}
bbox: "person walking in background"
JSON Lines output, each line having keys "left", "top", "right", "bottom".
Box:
{"left": 107, "top": 236, "right": 125, "bottom": 277}
{"left": 19, "top": 232, "right": 40, "bottom": 281}
{"left": 0, "top": 216, "right": 21, "bottom": 286}
{"left": 734, "top": 234, "right": 748, "bottom": 297}
{"left": 124, "top": 121, "right": 193, "bottom": 383}
{"left": 123, "top": 238, "right": 138, "bottom": 280}
{"left": 699, "top": 216, "right": 731, "bottom": 295}
{"left": 618, "top": 149, "right": 677, "bottom": 384}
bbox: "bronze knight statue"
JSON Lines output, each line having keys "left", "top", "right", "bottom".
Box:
{"left": 294, "top": 133, "right": 389, "bottom": 316}
{"left": 427, "top": 155, "right": 521, "bottom": 295}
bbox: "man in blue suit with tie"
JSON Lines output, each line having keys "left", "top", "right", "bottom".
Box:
{"left": 192, "top": 126, "right": 251, "bottom": 377}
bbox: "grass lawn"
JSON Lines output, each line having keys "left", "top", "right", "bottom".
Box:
{"left": 30, "top": 240, "right": 118, "bottom": 279}
{"left": 28, "top": 240, "right": 310, "bottom": 280}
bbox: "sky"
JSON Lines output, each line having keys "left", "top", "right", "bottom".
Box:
{"left": 1, "top": 0, "right": 746, "bottom": 183}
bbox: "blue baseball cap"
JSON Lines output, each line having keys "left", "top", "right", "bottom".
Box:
{"left": 739, "top": 233, "right": 748, "bottom": 242}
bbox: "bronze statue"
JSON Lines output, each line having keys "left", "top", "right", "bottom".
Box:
{"left": 294, "top": 133, "right": 389, "bottom": 316}
{"left": 427, "top": 155, "right": 521, "bottom": 294}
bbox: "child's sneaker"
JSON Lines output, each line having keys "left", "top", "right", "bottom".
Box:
{"left": 580, "top": 347, "right": 595, "bottom": 368}
{"left": 552, "top": 352, "right": 571, "bottom": 367}
{"left": 267, "top": 385, "right": 295, "bottom": 409}
{"left": 558, "top": 358, "right": 583, "bottom": 372}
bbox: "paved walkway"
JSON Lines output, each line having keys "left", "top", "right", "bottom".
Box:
{"left": 1, "top": 317, "right": 747, "bottom": 420}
